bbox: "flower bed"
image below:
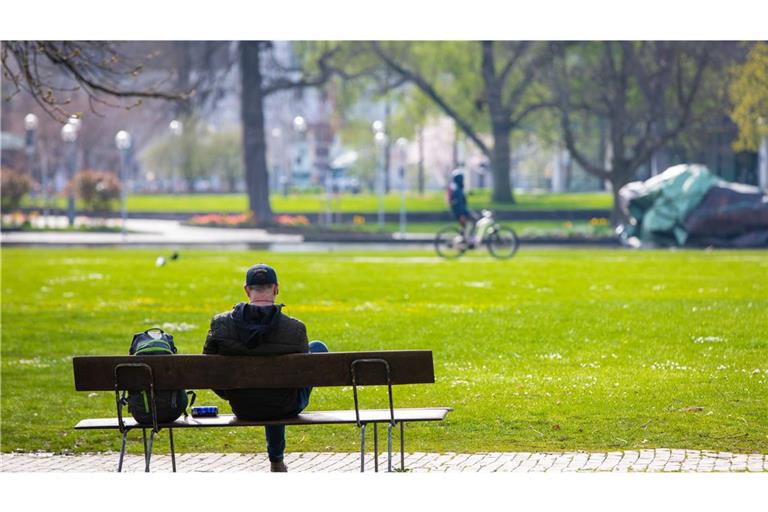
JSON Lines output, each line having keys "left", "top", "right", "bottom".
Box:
{"left": 186, "top": 213, "right": 310, "bottom": 228}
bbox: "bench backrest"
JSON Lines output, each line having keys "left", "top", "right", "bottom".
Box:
{"left": 72, "top": 351, "right": 435, "bottom": 391}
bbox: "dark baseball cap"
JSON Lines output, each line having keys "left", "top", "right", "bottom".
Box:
{"left": 246, "top": 264, "right": 278, "bottom": 286}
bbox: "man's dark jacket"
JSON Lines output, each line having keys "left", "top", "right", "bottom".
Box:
{"left": 203, "top": 302, "right": 308, "bottom": 420}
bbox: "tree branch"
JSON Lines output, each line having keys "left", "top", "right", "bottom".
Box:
{"left": 373, "top": 41, "right": 490, "bottom": 156}
{"left": 499, "top": 41, "right": 530, "bottom": 85}
{"left": 549, "top": 43, "right": 609, "bottom": 179}
{"left": 628, "top": 47, "right": 710, "bottom": 170}
{"left": 261, "top": 46, "right": 341, "bottom": 96}
{"left": 40, "top": 43, "right": 187, "bottom": 101}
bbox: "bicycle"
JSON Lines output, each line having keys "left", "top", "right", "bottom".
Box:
{"left": 434, "top": 209, "right": 519, "bottom": 259}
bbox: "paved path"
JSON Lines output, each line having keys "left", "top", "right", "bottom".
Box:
{"left": 3, "top": 450, "right": 766, "bottom": 472}
{"left": 1, "top": 217, "right": 302, "bottom": 246}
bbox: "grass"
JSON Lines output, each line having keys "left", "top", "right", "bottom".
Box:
{"left": 23, "top": 190, "right": 612, "bottom": 214}
{"left": 321, "top": 220, "right": 615, "bottom": 237}
{"left": 1, "top": 248, "right": 766, "bottom": 456}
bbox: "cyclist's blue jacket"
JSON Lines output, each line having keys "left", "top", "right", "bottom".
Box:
{"left": 448, "top": 173, "right": 469, "bottom": 219}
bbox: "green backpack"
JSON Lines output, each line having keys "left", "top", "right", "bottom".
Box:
{"left": 124, "top": 328, "right": 195, "bottom": 425}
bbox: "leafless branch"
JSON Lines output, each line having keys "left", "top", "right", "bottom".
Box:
{"left": 549, "top": 43, "right": 609, "bottom": 179}
{"left": 372, "top": 41, "right": 490, "bottom": 156}
{"left": 2, "top": 41, "right": 187, "bottom": 120}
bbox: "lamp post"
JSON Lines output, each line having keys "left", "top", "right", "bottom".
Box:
{"left": 292, "top": 115, "right": 307, "bottom": 196}
{"left": 24, "top": 113, "right": 39, "bottom": 212}
{"left": 67, "top": 115, "right": 82, "bottom": 133}
{"left": 373, "top": 121, "right": 387, "bottom": 228}
{"left": 169, "top": 119, "right": 183, "bottom": 193}
{"left": 61, "top": 122, "right": 78, "bottom": 227}
{"left": 115, "top": 130, "right": 132, "bottom": 237}
{"left": 396, "top": 137, "right": 408, "bottom": 237}
{"left": 270, "top": 127, "right": 283, "bottom": 195}
{"left": 24, "top": 113, "right": 38, "bottom": 168}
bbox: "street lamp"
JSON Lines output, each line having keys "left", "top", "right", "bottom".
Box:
{"left": 169, "top": 119, "right": 183, "bottom": 193}
{"left": 292, "top": 115, "right": 308, "bottom": 195}
{"left": 396, "top": 137, "right": 408, "bottom": 237}
{"left": 292, "top": 115, "right": 307, "bottom": 134}
{"left": 374, "top": 127, "right": 388, "bottom": 227}
{"left": 115, "top": 130, "right": 132, "bottom": 237}
{"left": 68, "top": 115, "right": 82, "bottom": 133}
{"left": 270, "top": 127, "right": 284, "bottom": 195}
{"left": 24, "top": 112, "right": 38, "bottom": 183}
{"left": 24, "top": 113, "right": 39, "bottom": 143}
{"left": 25, "top": 113, "right": 44, "bottom": 224}
{"left": 61, "top": 122, "right": 78, "bottom": 227}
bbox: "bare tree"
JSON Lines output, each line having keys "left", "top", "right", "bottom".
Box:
{"left": 549, "top": 41, "right": 712, "bottom": 223}
{"left": 239, "top": 41, "right": 346, "bottom": 223}
{"left": 372, "top": 41, "right": 553, "bottom": 202}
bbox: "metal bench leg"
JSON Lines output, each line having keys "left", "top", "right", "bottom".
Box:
{"left": 387, "top": 423, "right": 393, "bottom": 472}
{"left": 146, "top": 430, "right": 155, "bottom": 472}
{"left": 117, "top": 429, "right": 129, "bottom": 472}
{"left": 359, "top": 423, "right": 366, "bottom": 473}
{"left": 400, "top": 422, "right": 405, "bottom": 471}
{"left": 142, "top": 428, "right": 155, "bottom": 473}
{"left": 374, "top": 423, "right": 379, "bottom": 473}
{"left": 169, "top": 428, "right": 176, "bottom": 473}
{"left": 142, "top": 428, "right": 148, "bottom": 467}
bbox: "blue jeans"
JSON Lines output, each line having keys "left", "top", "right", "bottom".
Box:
{"left": 266, "top": 340, "right": 328, "bottom": 462}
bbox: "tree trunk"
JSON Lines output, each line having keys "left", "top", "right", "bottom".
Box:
{"left": 552, "top": 140, "right": 565, "bottom": 193}
{"left": 383, "top": 99, "right": 391, "bottom": 193}
{"left": 608, "top": 162, "right": 634, "bottom": 225}
{"left": 650, "top": 118, "right": 671, "bottom": 176}
{"left": 490, "top": 125, "right": 513, "bottom": 202}
{"left": 174, "top": 41, "right": 193, "bottom": 118}
{"left": 481, "top": 41, "right": 514, "bottom": 203}
{"left": 417, "top": 125, "right": 425, "bottom": 195}
{"left": 451, "top": 121, "right": 459, "bottom": 169}
{"left": 240, "top": 42, "right": 273, "bottom": 224}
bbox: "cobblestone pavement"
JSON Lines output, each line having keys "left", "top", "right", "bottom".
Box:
{"left": 2, "top": 449, "right": 766, "bottom": 472}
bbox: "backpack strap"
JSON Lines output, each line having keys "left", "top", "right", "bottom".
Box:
{"left": 183, "top": 391, "right": 197, "bottom": 418}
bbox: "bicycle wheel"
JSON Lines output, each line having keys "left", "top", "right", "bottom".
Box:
{"left": 434, "top": 226, "right": 467, "bottom": 259}
{"left": 486, "top": 225, "right": 519, "bottom": 259}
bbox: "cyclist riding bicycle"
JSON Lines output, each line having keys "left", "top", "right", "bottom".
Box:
{"left": 447, "top": 168, "right": 477, "bottom": 247}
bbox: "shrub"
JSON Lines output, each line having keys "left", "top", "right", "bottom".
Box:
{"left": 69, "top": 170, "right": 121, "bottom": 212}
{"left": 1, "top": 169, "right": 35, "bottom": 212}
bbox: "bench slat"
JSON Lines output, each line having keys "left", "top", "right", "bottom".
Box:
{"left": 74, "top": 408, "right": 452, "bottom": 430}
{"left": 73, "top": 351, "right": 434, "bottom": 391}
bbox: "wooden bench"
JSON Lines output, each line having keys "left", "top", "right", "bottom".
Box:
{"left": 72, "top": 350, "right": 451, "bottom": 472}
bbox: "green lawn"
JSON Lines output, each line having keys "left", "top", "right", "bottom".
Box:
{"left": 325, "top": 220, "right": 614, "bottom": 237}
{"left": 23, "top": 190, "right": 612, "bottom": 214}
{"left": 2, "top": 248, "right": 766, "bottom": 455}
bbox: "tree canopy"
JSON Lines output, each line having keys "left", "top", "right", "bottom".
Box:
{"left": 730, "top": 42, "right": 768, "bottom": 151}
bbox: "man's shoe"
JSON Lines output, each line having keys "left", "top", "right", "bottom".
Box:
{"left": 270, "top": 460, "right": 288, "bottom": 473}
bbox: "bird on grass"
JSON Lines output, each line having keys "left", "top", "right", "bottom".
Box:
{"left": 156, "top": 252, "right": 180, "bottom": 267}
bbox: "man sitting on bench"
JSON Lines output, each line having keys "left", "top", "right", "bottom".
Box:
{"left": 203, "top": 263, "right": 328, "bottom": 472}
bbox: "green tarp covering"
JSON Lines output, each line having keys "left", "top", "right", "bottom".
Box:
{"left": 620, "top": 164, "right": 722, "bottom": 245}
